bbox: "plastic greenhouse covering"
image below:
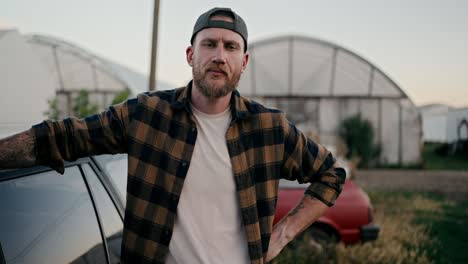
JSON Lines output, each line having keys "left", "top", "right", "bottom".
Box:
{"left": 24, "top": 34, "right": 173, "bottom": 118}
{"left": 238, "top": 35, "right": 422, "bottom": 166}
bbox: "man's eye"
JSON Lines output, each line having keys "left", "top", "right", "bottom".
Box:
{"left": 228, "top": 45, "right": 236, "bottom": 50}
{"left": 203, "top": 42, "right": 214, "bottom": 48}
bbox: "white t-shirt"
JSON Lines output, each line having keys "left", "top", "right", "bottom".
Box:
{"left": 165, "top": 104, "right": 250, "bottom": 264}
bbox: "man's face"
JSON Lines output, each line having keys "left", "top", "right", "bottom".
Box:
{"left": 186, "top": 16, "right": 249, "bottom": 98}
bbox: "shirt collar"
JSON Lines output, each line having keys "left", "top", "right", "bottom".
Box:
{"left": 170, "top": 80, "right": 251, "bottom": 121}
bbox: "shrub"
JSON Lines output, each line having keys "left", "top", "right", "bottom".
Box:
{"left": 456, "top": 140, "right": 468, "bottom": 156}
{"left": 112, "top": 89, "right": 131, "bottom": 105}
{"left": 44, "top": 97, "right": 61, "bottom": 120}
{"left": 434, "top": 143, "right": 451, "bottom": 156}
{"left": 45, "top": 89, "right": 100, "bottom": 119}
{"left": 337, "top": 114, "right": 380, "bottom": 168}
{"left": 73, "top": 90, "right": 99, "bottom": 118}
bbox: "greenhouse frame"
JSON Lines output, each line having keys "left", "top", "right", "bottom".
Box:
{"left": 25, "top": 34, "right": 173, "bottom": 118}
{"left": 238, "top": 35, "right": 422, "bottom": 166}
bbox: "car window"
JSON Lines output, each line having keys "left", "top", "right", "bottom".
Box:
{"left": 82, "top": 164, "right": 123, "bottom": 264}
{"left": 94, "top": 154, "right": 128, "bottom": 205}
{"left": 0, "top": 166, "right": 107, "bottom": 264}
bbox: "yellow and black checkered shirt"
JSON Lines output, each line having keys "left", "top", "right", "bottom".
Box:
{"left": 33, "top": 82, "right": 346, "bottom": 264}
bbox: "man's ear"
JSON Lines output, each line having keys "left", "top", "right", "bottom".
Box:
{"left": 241, "top": 52, "right": 249, "bottom": 73}
{"left": 186, "top": 46, "right": 194, "bottom": 67}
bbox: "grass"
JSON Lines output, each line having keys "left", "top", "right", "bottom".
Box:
{"left": 422, "top": 143, "right": 468, "bottom": 170}
{"left": 272, "top": 190, "right": 468, "bottom": 264}
{"left": 413, "top": 196, "right": 468, "bottom": 263}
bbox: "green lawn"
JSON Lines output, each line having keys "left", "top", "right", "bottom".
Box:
{"left": 273, "top": 191, "right": 468, "bottom": 264}
{"left": 413, "top": 196, "right": 468, "bottom": 263}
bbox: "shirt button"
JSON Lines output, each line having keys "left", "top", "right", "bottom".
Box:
{"left": 181, "top": 161, "right": 188, "bottom": 167}
{"left": 191, "top": 127, "right": 196, "bottom": 132}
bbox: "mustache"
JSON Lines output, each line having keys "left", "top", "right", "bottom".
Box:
{"left": 205, "top": 65, "right": 227, "bottom": 75}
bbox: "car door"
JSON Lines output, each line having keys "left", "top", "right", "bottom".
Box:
{"left": 81, "top": 161, "right": 124, "bottom": 264}
{"left": 0, "top": 164, "right": 109, "bottom": 264}
{"left": 0, "top": 156, "right": 127, "bottom": 264}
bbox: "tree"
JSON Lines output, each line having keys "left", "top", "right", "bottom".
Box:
{"left": 338, "top": 114, "right": 381, "bottom": 168}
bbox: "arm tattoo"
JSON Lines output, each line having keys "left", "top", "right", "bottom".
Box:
{"left": 289, "top": 198, "right": 305, "bottom": 217}
{"left": 0, "top": 129, "right": 37, "bottom": 169}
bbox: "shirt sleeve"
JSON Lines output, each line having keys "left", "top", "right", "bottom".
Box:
{"left": 32, "top": 97, "right": 138, "bottom": 174}
{"left": 280, "top": 113, "right": 346, "bottom": 206}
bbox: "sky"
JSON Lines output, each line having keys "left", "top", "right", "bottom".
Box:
{"left": 1, "top": 0, "right": 468, "bottom": 107}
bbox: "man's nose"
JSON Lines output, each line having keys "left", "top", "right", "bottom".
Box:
{"left": 212, "top": 46, "right": 226, "bottom": 64}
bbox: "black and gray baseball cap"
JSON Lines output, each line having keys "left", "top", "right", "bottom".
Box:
{"left": 191, "top": 7, "right": 248, "bottom": 51}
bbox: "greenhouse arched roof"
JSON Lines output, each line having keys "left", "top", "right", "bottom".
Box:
{"left": 238, "top": 35, "right": 411, "bottom": 102}
{"left": 25, "top": 34, "right": 173, "bottom": 95}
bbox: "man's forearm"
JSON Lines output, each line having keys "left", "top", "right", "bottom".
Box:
{"left": 265, "top": 195, "right": 329, "bottom": 262}
{"left": 0, "top": 129, "right": 37, "bottom": 169}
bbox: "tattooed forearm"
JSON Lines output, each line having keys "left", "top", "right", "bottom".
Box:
{"left": 289, "top": 198, "right": 305, "bottom": 216}
{"left": 0, "top": 129, "right": 37, "bottom": 169}
{"left": 265, "top": 196, "right": 329, "bottom": 262}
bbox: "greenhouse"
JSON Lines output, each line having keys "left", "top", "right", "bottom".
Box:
{"left": 0, "top": 29, "right": 55, "bottom": 137}
{"left": 1, "top": 28, "right": 173, "bottom": 135}
{"left": 25, "top": 33, "right": 173, "bottom": 118}
{"left": 238, "top": 35, "right": 422, "bottom": 166}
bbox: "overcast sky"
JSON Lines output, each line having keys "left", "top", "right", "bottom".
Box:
{"left": 2, "top": 0, "right": 467, "bottom": 107}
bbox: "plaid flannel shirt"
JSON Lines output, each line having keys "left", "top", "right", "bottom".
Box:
{"left": 32, "top": 82, "right": 346, "bottom": 264}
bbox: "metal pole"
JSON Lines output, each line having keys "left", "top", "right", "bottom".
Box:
{"left": 288, "top": 37, "right": 293, "bottom": 95}
{"left": 148, "top": 0, "right": 160, "bottom": 91}
{"left": 329, "top": 47, "right": 338, "bottom": 96}
{"left": 398, "top": 101, "right": 403, "bottom": 166}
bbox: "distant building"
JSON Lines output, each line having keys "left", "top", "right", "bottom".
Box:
{"left": 238, "top": 35, "right": 422, "bottom": 166}
{"left": 419, "top": 104, "right": 468, "bottom": 143}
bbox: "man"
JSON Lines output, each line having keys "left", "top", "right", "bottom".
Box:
{"left": 0, "top": 7, "right": 345, "bottom": 264}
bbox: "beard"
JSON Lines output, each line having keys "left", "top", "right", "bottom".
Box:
{"left": 193, "top": 64, "right": 241, "bottom": 99}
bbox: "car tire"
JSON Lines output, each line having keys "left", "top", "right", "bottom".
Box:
{"left": 287, "top": 225, "right": 337, "bottom": 252}
{"left": 307, "top": 226, "right": 338, "bottom": 244}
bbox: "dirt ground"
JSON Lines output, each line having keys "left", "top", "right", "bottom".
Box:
{"left": 355, "top": 170, "right": 468, "bottom": 200}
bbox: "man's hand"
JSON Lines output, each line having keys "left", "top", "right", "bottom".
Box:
{"left": 0, "top": 129, "right": 37, "bottom": 169}
{"left": 264, "top": 195, "right": 329, "bottom": 263}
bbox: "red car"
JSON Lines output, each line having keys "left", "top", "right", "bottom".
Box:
{"left": 274, "top": 179, "right": 379, "bottom": 244}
